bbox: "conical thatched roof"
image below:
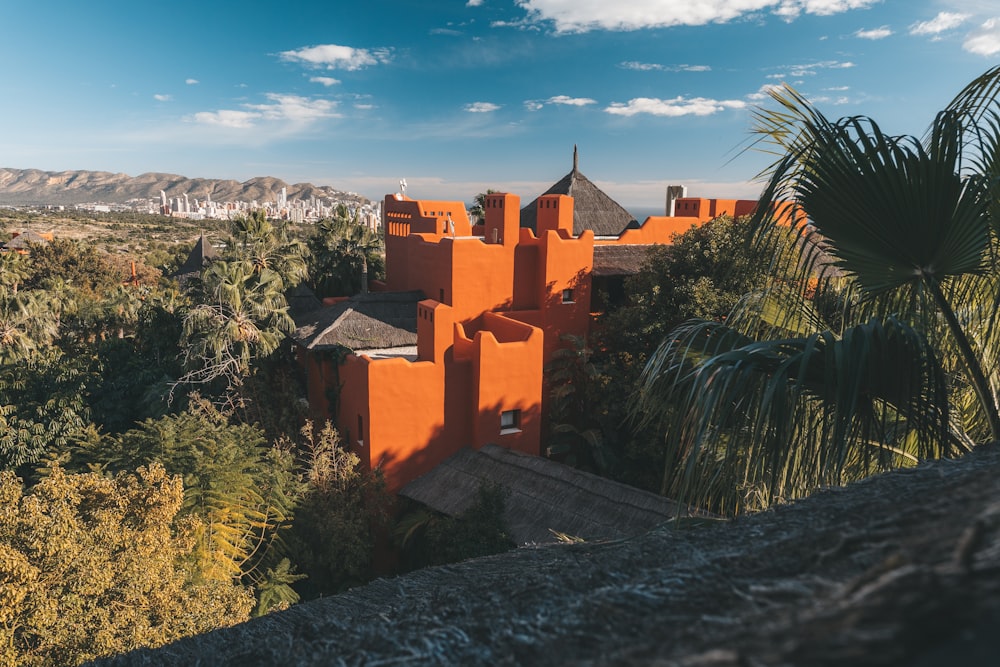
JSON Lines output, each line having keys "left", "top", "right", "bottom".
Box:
{"left": 520, "top": 146, "right": 636, "bottom": 237}
{"left": 400, "top": 444, "right": 687, "bottom": 544}
{"left": 173, "top": 234, "right": 217, "bottom": 278}
{"left": 285, "top": 283, "right": 323, "bottom": 322}
{"left": 291, "top": 290, "right": 422, "bottom": 351}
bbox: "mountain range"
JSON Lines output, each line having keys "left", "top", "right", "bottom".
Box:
{"left": 0, "top": 168, "right": 371, "bottom": 206}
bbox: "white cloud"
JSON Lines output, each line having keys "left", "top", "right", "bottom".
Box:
{"left": 153, "top": 94, "right": 172, "bottom": 102}
{"left": 185, "top": 78, "right": 199, "bottom": 85}
{"left": 747, "top": 83, "right": 784, "bottom": 101}
{"left": 245, "top": 94, "right": 339, "bottom": 122}
{"left": 514, "top": 0, "right": 878, "bottom": 33}
{"left": 524, "top": 95, "right": 597, "bottom": 110}
{"left": 910, "top": 12, "right": 969, "bottom": 36}
{"left": 965, "top": 18, "right": 1000, "bottom": 55}
{"left": 189, "top": 94, "right": 339, "bottom": 129}
{"left": 766, "top": 60, "right": 854, "bottom": 79}
{"left": 620, "top": 61, "right": 711, "bottom": 72}
{"left": 467, "top": 0, "right": 484, "bottom": 5}
{"left": 810, "top": 94, "right": 852, "bottom": 105}
{"left": 465, "top": 102, "right": 501, "bottom": 112}
{"left": 605, "top": 96, "right": 746, "bottom": 117}
{"left": 855, "top": 26, "right": 892, "bottom": 39}
{"left": 547, "top": 95, "right": 597, "bottom": 106}
{"left": 310, "top": 76, "right": 341, "bottom": 87}
{"left": 774, "top": 0, "right": 876, "bottom": 20}
{"left": 280, "top": 44, "right": 391, "bottom": 70}
{"left": 191, "top": 109, "right": 260, "bottom": 129}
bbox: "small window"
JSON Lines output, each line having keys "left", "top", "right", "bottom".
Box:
{"left": 500, "top": 409, "right": 521, "bottom": 434}
{"left": 561, "top": 289, "right": 575, "bottom": 304}
{"left": 357, "top": 415, "right": 365, "bottom": 447}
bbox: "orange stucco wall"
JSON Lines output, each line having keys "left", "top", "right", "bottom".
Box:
{"left": 300, "top": 188, "right": 791, "bottom": 493}
{"left": 597, "top": 197, "right": 800, "bottom": 247}
{"left": 328, "top": 302, "right": 542, "bottom": 493}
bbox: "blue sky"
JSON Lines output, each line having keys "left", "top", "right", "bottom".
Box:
{"left": 2, "top": 1, "right": 998, "bottom": 214}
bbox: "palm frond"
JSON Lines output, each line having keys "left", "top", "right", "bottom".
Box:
{"left": 636, "top": 317, "right": 950, "bottom": 515}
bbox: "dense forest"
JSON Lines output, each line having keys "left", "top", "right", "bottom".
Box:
{"left": 4, "top": 64, "right": 1000, "bottom": 665}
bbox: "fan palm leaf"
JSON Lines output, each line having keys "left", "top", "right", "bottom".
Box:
{"left": 750, "top": 84, "right": 1000, "bottom": 441}
{"left": 637, "top": 317, "right": 950, "bottom": 515}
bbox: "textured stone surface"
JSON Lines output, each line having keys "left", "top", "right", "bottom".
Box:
{"left": 100, "top": 446, "right": 1000, "bottom": 666}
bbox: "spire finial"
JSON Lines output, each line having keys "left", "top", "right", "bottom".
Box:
{"left": 573, "top": 144, "right": 578, "bottom": 172}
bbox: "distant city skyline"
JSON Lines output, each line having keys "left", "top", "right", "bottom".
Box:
{"left": 2, "top": 1, "right": 998, "bottom": 212}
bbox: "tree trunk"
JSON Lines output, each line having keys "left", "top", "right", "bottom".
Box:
{"left": 927, "top": 276, "right": 1000, "bottom": 442}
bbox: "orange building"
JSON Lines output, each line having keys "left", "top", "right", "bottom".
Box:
{"left": 293, "top": 162, "right": 782, "bottom": 492}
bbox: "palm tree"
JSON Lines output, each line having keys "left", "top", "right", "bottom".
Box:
{"left": 225, "top": 210, "right": 308, "bottom": 290}
{"left": 0, "top": 251, "right": 30, "bottom": 294}
{"left": 0, "top": 288, "right": 59, "bottom": 364}
{"left": 635, "top": 67, "right": 1000, "bottom": 515}
{"left": 177, "top": 259, "right": 295, "bottom": 393}
{"left": 307, "top": 206, "right": 384, "bottom": 297}
{"left": 468, "top": 189, "right": 499, "bottom": 224}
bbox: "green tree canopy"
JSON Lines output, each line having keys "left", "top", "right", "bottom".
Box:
{"left": 72, "top": 401, "right": 301, "bottom": 593}
{"left": 306, "top": 205, "right": 384, "bottom": 298}
{"left": 177, "top": 259, "right": 295, "bottom": 394}
{"left": 0, "top": 463, "right": 253, "bottom": 666}
{"left": 224, "top": 210, "right": 308, "bottom": 290}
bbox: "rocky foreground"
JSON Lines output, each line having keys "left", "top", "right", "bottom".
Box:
{"left": 99, "top": 447, "right": 1000, "bottom": 666}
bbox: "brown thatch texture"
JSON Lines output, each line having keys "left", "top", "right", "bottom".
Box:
{"left": 285, "top": 283, "right": 323, "bottom": 322}
{"left": 6, "top": 230, "right": 52, "bottom": 250}
{"left": 291, "top": 290, "right": 421, "bottom": 351}
{"left": 591, "top": 244, "right": 655, "bottom": 277}
{"left": 520, "top": 167, "right": 636, "bottom": 237}
{"left": 173, "top": 234, "right": 217, "bottom": 278}
{"left": 400, "top": 444, "right": 685, "bottom": 544}
{"left": 98, "top": 445, "right": 1000, "bottom": 666}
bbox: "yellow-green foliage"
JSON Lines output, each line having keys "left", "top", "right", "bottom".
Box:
{"left": 0, "top": 464, "right": 253, "bottom": 666}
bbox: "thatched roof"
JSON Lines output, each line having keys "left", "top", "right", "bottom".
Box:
{"left": 520, "top": 147, "right": 636, "bottom": 237}
{"left": 291, "top": 290, "right": 422, "bottom": 351}
{"left": 173, "top": 235, "right": 217, "bottom": 277}
{"left": 6, "top": 230, "right": 51, "bottom": 250}
{"left": 591, "top": 244, "right": 655, "bottom": 277}
{"left": 100, "top": 445, "right": 1000, "bottom": 666}
{"left": 285, "top": 283, "right": 323, "bottom": 322}
{"left": 400, "top": 444, "right": 685, "bottom": 544}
